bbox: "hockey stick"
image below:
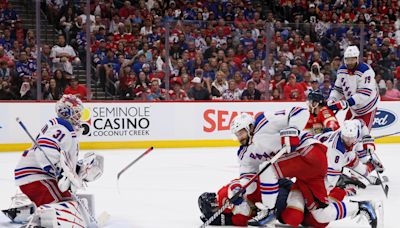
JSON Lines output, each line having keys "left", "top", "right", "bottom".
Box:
{"left": 200, "top": 146, "right": 287, "bottom": 228}
{"left": 16, "top": 118, "right": 100, "bottom": 227}
{"left": 374, "top": 131, "right": 400, "bottom": 139}
{"left": 117, "top": 147, "right": 154, "bottom": 180}
{"left": 366, "top": 149, "right": 389, "bottom": 198}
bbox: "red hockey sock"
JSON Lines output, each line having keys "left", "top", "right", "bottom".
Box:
{"left": 281, "top": 207, "right": 304, "bottom": 227}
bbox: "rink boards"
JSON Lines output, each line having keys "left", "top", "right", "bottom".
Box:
{"left": 0, "top": 101, "right": 399, "bottom": 152}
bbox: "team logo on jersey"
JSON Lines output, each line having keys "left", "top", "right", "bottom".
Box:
{"left": 373, "top": 109, "right": 397, "bottom": 129}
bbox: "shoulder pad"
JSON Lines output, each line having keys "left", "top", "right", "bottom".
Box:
{"left": 357, "top": 63, "right": 370, "bottom": 73}
{"left": 49, "top": 118, "right": 74, "bottom": 133}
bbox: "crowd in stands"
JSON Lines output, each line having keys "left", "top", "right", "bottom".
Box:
{"left": 1, "top": 0, "right": 400, "bottom": 102}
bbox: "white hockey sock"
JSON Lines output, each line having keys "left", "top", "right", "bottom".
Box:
{"left": 311, "top": 200, "right": 358, "bottom": 223}
{"left": 259, "top": 167, "right": 279, "bottom": 209}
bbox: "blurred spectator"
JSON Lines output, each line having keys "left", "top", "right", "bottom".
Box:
{"left": 53, "top": 69, "right": 68, "bottom": 92}
{"left": 271, "top": 88, "right": 282, "bottom": 101}
{"left": 0, "top": 80, "right": 16, "bottom": 99}
{"left": 43, "top": 78, "right": 62, "bottom": 100}
{"left": 188, "top": 76, "right": 210, "bottom": 100}
{"left": 50, "top": 35, "right": 80, "bottom": 75}
{"left": 211, "top": 71, "right": 228, "bottom": 99}
{"left": 241, "top": 80, "right": 261, "bottom": 100}
{"left": 146, "top": 78, "right": 166, "bottom": 101}
{"left": 169, "top": 77, "right": 188, "bottom": 100}
{"left": 222, "top": 79, "right": 242, "bottom": 100}
{"left": 16, "top": 51, "right": 36, "bottom": 77}
{"left": 0, "top": 60, "right": 10, "bottom": 78}
{"left": 247, "top": 71, "right": 267, "bottom": 99}
{"left": 384, "top": 80, "right": 400, "bottom": 99}
{"left": 375, "top": 73, "right": 387, "bottom": 95}
{"left": 284, "top": 74, "right": 306, "bottom": 101}
{"left": 310, "top": 62, "right": 324, "bottom": 84}
{"left": 64, "top": 77, "right": 87, "bottom": 100}
{"left": 319, "top": 79, "right": 332, "bottom": 99}
{"left": 133, "top": 71, "right": 150, "bottom": 99}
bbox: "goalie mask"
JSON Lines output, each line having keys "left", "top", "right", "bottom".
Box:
{"left": 55, "top": 94, "right": 84, "bottom": 130}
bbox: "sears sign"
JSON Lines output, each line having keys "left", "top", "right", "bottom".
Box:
{"left": 373, "top": 109, "right": 397, "bottom": 129}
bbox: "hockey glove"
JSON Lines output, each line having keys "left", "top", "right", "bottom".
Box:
{"left": 327, "top": 100, "right": 349, "bottom": 111}
{"left": 362, "top": 136, "right": 375, "bottom": 155}
{"left": 345, "top": 187, "right": 357, "bottom": 196}
{"left": 228, "top": 185, "right": 245, "bottom": 206}
{"left": 57, "top": 151, "right": 83, "bottom": 193}
{"left": 77, "top": 152, "right": 104, "bottom": 182}
{"left": 280, "top": 127, "right": 300, "bottom": 153}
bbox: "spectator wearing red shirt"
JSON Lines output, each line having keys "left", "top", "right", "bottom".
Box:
{"left": 64, "top": 77, "right": 88, "bottom": 100}
{"left": 283, "top": 74, "right": 305, "bottom": 101}
{"left": 169, "top": 77, "right": 188, "bottom": 100}
{"left": 119, "top": 1, "right": 136, "bottom": 20}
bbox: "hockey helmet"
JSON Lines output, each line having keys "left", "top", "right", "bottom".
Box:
{"left": 341, "top": 120, "right": 361, "bottom": 146}
{"left": 198, "top": 192, "right": 218, "bottom": 218}
{"left": 343, "top": 46, "right": 360, "bottom": 68}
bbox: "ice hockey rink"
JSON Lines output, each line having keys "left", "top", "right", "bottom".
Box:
{"left": 0, "top": 144, "right": 398, "bottom": 228}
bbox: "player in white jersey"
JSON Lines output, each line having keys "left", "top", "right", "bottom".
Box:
{"left": 230, "top": 107, "right": 329, "bottom": 226}
{"left": 12, "top": 94, "right": 104, "bottom": 227}
{"left": 327, "top": 46, "right": 379, "bottom": 131}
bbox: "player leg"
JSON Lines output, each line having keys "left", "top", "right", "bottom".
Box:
{"left": 19, "top": 179, "right": 73, "bottom": 207}
{"left": 354, "top": 108, "right": 377, "bottom": 131}
{"left": 310, "top": 199, "right": 380, "bottom": 227}
{"left": 274, "top": 143, "right": 329, "bottom": 209}
{"left": 280, "top": 184, "right": 305, "bottom": 227}
{"left": 248, "top": 144, "right": 328, "bottom": 226}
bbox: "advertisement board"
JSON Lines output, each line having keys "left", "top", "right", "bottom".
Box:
{"left": 0, "top": 101, "right": 399, "bottom": 152}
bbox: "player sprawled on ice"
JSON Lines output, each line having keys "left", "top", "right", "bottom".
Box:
{"left": 198, "top": 178, "right": 293, "bottom": 226}
{"left": 228, "top": 108, "right": 329, "bottom": 226}
{"left": 306, "top": 90, "right": 340, "bottom": 135}
{"left": 5, "top": 95, "right": 104, "bottom": 227}
{"left": 280, "top": 119, "right": 382, "bottom": 228}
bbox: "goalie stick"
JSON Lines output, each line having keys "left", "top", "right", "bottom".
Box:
{"left": 16, "top": 118, "right": 103, "bottom": 227}
{"left": 200, "top": 146, "right": 287, "bottom": 228}
{"left": 117, "top": 147, "right": 154, "bottom": 180}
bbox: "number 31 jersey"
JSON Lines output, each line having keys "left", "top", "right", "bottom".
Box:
{"left": 15, "top": 118, "right": 79, "bottom": 186}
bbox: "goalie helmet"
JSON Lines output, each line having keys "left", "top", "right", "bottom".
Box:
{"left": 341, "top": 120, "right": 360, "bottom": 146}
{"left": 55, "top": 94, "right": 84, "bottom": 130}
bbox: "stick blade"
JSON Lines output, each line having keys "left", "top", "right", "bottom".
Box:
{"left": 384, "top": 185, "right": 389, "bottom": 198}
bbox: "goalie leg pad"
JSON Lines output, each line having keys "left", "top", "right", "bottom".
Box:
{"left": 35, "top": 200, "right": 86, "bottom": 228}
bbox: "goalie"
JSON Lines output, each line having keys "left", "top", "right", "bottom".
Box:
{"left": 5, "top": 95, "right": 104, "bottom": 227}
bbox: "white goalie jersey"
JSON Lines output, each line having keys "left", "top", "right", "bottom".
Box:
{"left": 15, "top": 118, "right": 79, "bottom": 186}
{"left": 329, "top": 63, "right": 379, "bottom": 116}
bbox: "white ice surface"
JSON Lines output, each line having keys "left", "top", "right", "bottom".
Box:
{"left": 0, "top": 144, "right": 399, "bottom": 227}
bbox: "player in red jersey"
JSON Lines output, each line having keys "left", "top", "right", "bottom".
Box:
{"left": 306, "top": 91, "right": 340, "bottom": 134}
{"left": 198, "top": 179, "right": 293, "bottom": 226}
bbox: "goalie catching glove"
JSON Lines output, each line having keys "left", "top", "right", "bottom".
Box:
{"left": 77, "top": 152, "right": 104, "bottom": 182}
{"left": 57, "top": 152, "right": 104, "bottom": 193}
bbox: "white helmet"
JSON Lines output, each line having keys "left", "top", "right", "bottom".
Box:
{"left": 341, "top": 120, "right": 361, "bottom": 146}
{"left": 55, "top": 94, "right": 84, "bottom": 129}
{"left": 344, "top": 46, "right": 360, "bottom": 58}
{"left": 230, "top": 113, "right": 254, "bottom": 136}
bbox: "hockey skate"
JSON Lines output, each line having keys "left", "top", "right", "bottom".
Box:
{"left": 354, "top": 201, "right": 383, "bottom": 228}
{"left": 248, "top": 202, "right": 276, "bottom": 226}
